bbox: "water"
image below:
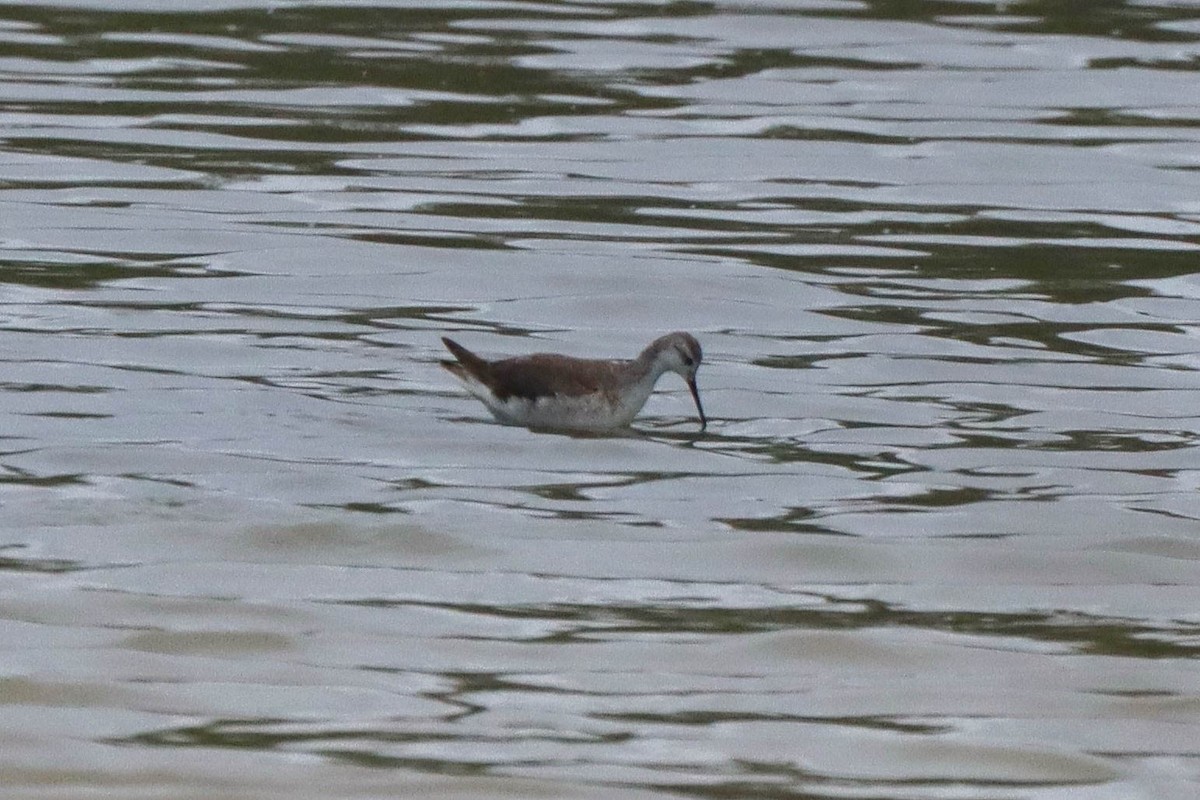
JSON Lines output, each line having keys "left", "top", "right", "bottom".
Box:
{"left": 1, "top": 1, "right": 1198, "bottom": 797}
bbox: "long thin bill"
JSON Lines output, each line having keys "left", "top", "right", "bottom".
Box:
{"left": 687, "top": 377, "right": 707, "bottom": 431}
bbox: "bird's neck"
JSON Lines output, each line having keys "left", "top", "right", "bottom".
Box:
{"left": 624, "top": 347, "right": 673, "bottom": 391}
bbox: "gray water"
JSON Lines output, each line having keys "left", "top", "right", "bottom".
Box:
{"left": 1, "top": 1, "right": 1199, "bottom": 798}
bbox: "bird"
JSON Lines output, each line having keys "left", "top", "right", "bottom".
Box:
{"left": 439, "top": 332, "right": 706, "bottom": 432}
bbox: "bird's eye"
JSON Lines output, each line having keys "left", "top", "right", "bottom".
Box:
{"left": 682, "top": 356, "right": 694, "bottom": 367}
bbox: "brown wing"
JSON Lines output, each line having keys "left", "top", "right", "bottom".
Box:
{"left": 490, "top": 355, "right": 620, "bottom": 401}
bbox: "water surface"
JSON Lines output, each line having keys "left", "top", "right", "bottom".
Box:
{"left": 1, "top": 1, "right": 1198, "bottom": 798}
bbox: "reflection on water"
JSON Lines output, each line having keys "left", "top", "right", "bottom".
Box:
{"left": 2, "top": 1, "right": 1199, "bottom": 798}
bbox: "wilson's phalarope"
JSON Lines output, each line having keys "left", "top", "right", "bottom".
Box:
{"left": 440, "top": 332, "right": 706, "bottom": 432}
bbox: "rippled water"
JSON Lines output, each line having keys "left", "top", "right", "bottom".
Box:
{"left": 2, "top": 1, "right": 1199, "bottom": 797}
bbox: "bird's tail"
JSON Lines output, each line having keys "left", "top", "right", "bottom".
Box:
{"left": 440, "top": 337, "right": 488, "bottom": 378}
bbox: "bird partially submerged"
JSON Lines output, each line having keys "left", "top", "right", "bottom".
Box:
{"left": 440, "top": 332, "right": 706, "bottom": 432}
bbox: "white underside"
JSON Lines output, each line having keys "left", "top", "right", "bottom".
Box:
{"left": 451, "top": 373, "right": 657, "bottom": 431}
